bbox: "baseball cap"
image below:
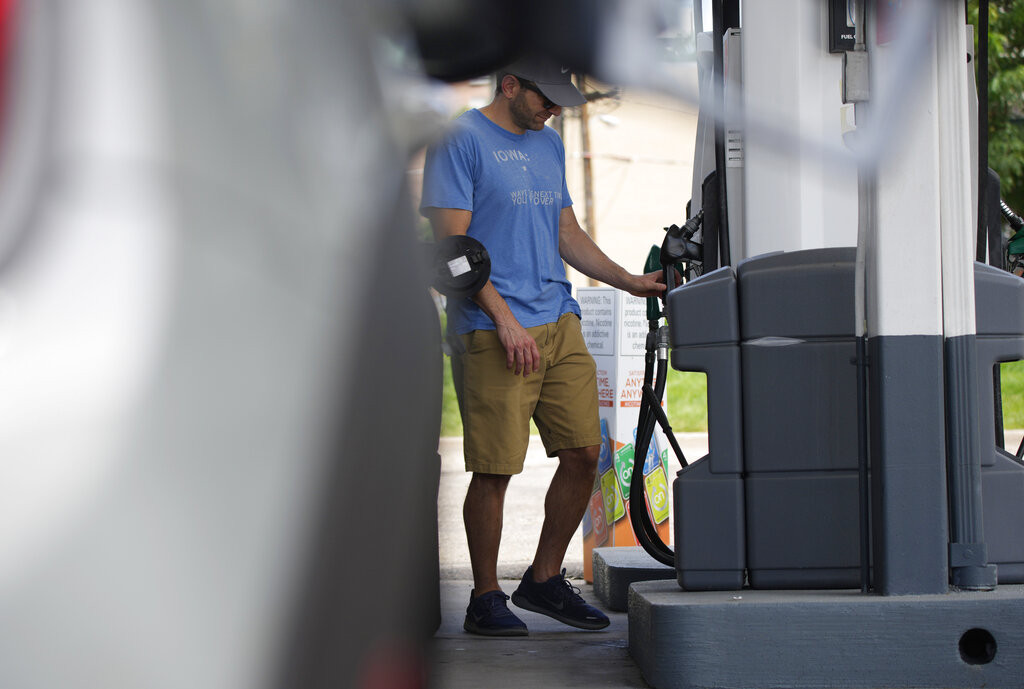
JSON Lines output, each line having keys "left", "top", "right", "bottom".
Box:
{"left": 505, "top": 55, "right": 586, "bottom": 107}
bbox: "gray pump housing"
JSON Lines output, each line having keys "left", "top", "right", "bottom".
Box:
{"left": 666, "top": 247, "right": 1024, "bottom": 590}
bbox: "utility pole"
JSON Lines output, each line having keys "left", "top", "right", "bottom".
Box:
{"left": 577, "top": 73, "right": 598, "bottom": 286}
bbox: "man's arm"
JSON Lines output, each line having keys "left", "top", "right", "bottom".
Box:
{"left": 423, "top": 207, "right": 540, "bottom": 376}
{"left": 557, "top": 206, "right": 667, "bottom": 297}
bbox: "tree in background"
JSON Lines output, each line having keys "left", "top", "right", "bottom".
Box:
{"left": 970, "top": 0, "right": 1024, "bottom": 213}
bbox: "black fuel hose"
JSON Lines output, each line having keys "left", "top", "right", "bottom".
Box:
{"left": 629, "top": 355, "right": 675, "bottom": 566}
{"left": 628, "top": 231, "right": 694, "bottom": 567}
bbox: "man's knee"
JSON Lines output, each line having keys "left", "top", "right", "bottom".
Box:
{"left": 468, "top": 472, "right": 512, "bottom": 497}
{"left": 557, "top": 445, "right": 600, "bottom": 476}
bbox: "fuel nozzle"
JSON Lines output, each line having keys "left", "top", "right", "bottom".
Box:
{"left": 661, "top": 210, "right": 704, "bottom": 268}
{"left": 1002, "top": 200, "right": 1023, "bottom": 232}
{"left": 1002, "top": 200, "right": 1024, "bottom": 277}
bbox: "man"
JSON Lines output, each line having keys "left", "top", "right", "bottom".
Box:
{"left": 421, "top": 55, "right": 666, "bottom": 636}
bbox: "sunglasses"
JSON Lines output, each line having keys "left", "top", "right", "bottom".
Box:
{"left": 516, "top": 78, "right": 556, "bottom": 110}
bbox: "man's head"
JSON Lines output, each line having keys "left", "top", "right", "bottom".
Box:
{"left": 493, "top": 56, "right": 586, "bottom": 132}
{"left": 496, "top": 56, "right": 586, "bottom": 108}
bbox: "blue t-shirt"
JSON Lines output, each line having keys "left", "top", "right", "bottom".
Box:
{"left": 420, "top": 109, "right": 581, "bottom": 335}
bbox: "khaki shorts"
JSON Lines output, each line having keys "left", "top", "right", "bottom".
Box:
{"left": 452, "top": 313, "right": 602, "bottom": 475}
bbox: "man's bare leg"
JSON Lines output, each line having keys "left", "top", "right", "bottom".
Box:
{"left": 530, "top": 445, "right": 600, "bottom": 582}
{"left": 463, "top": 472, "right": 512, "bottom": 594}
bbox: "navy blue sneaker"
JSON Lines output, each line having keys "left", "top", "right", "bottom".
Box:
{"left": 511, "top": 567, "right": 610, "bottom": 630}
{"left": 463, "top": 590, "right": 528, "bottom": 636}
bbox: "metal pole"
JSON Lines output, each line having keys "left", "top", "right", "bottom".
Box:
{"left": 851, "top": 0, "right": 872, "bottom": 594}
{"left": 865, "top": 1, "right": 949, "bottom": 596}
{"left": 578, "top": 74, "right": 598, "bottom": 287}
{"left": 936, "top": 1, "right": 996, "bottom": 591}
{"left": 976, "top": 0, "right": 989, "bottom": 263}
{"left": 711, "top": 0, "right": 731, "bottom": 267}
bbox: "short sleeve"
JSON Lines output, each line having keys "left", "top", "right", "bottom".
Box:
{"left": 420, "top": 126, "right": 477, "bottom": 214}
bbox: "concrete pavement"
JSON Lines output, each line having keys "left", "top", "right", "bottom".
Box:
{"left": 433, "top": 433, "right": 709, "bottom": 689}
{"left": 432, "top": 577, "right": 646, "bottom": 689}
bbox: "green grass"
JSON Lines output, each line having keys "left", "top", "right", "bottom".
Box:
{"left": 440, "top": 351, "right": 462, "bottom": 437}
{"left": 440, "top": 354, "right": 1024, "bottom": 438}
{"left": 664, "top": 369, "right": 708, "bottom": 432}
{"left": 1000, "top": 360, "right": 1024, "bottom": 429}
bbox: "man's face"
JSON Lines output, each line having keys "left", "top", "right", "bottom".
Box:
{"left": 509, "top": 79, "right": 562, "bottom": 132}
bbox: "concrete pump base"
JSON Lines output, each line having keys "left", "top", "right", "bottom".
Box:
{"left": 629, "top": 580, "right": 1024, "bottom": 689}
{"left": 592, "top": 547, "right": 676, "bottom": 612}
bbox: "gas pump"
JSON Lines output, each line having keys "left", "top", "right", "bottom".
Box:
{"left": 620, "top": 2, "right": 1024, "bottom": 688}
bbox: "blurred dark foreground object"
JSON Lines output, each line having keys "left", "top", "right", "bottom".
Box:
{"left": 0, "top": 1, "right": 440, "bottom": 688}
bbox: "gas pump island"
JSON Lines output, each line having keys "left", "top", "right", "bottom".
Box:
{"left": 591, "top": 3, "right": 1024, "bottom": 689}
